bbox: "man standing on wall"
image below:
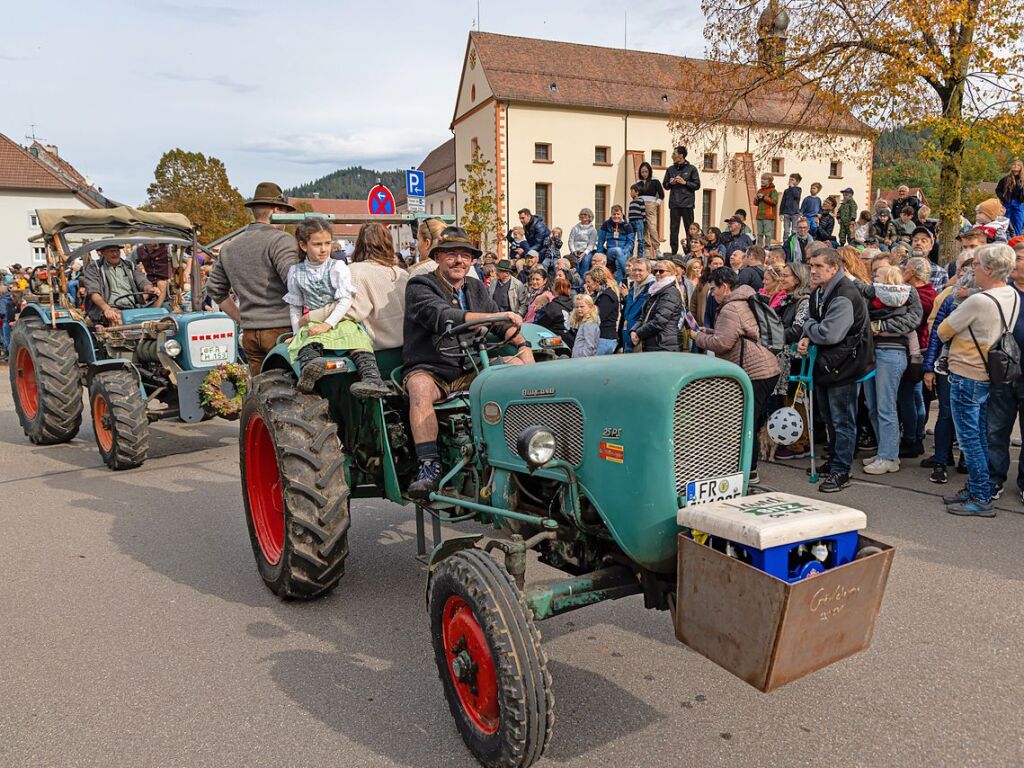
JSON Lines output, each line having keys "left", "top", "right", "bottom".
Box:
{"left": 663, "top": 146, "right": 701, "bottom": 256}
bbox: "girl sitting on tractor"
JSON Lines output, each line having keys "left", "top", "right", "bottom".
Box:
{"left": 284, "top": 218, "right": 390, "bottom": 397}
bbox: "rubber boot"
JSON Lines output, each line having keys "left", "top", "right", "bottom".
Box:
{"left": 296, "top": 342, "right": 326, "bottom": 393}
{"left": 349, "top": 351, "right": 391, "bottom": 399}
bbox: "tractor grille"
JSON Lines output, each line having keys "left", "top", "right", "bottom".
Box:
{"left": 673, "top": 377, "right": 745, "bottom": 495}
{"left": 503, "top": 402, "right": 584, "bottom": 465}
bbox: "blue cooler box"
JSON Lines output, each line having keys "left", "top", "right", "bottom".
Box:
{"left": 677, "top": 493, "right": 867, "bottom": 583}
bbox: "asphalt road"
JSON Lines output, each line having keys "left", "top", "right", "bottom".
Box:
{"left": 1, "top": 368, "right": 1023, "bottom": 768}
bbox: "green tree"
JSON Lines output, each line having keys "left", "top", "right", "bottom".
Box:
{"left": 676, "top": 0, "right": 1024, "bottom": 263}
{"left": 145, "top": 149, "right": 249, "bottom": 241}
{"left": 459, "top": 147, "right": 504, "bottom": 251}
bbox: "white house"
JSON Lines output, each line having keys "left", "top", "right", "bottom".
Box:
{"left": 0, "top": 133, "right": 103, "bottom": 268}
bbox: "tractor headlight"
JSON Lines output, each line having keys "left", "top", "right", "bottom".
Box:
{"left": 163, "top": 339, "right": 182, "bottom": 357}
{"left": 516, "top": 426, "right": 556, "bottom": 467}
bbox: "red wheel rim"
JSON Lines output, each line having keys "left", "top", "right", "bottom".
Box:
{"left": 245, "top": 413, "right": 285, "bottom": 565}
{"left": 15, "top": 347, "right": 38, "bottom": 419}
{"left": 92, "top": 395, "right": 113, "bottom": 452}
{"left": 442, "top": 595, "right": 499, "bottom": 734}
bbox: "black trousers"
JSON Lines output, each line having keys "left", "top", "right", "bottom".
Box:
{"left": 669, "top": 207, "right": 695, "bottom": 255}
{"left": 751, "top": 376, "right": 776, "bottom": 471}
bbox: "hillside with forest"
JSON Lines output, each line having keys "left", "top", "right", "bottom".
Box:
{"left": 873, "top": 128, "right": 1014, "bottom": 212}
{"left": 286, "top": 166, "right": 406, "bottom": 200}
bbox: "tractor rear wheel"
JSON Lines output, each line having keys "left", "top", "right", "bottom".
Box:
{"left": 429, "top": 549, "right": 553, "bottom": 768}
{"left": 8, "top": 321, "right": 83, "bottom": 445}
{"left": 239, "top": 369, "right": 351, "bottom": 600}
{"left": 88, "top": 370, "right": 149, "bottom": 470}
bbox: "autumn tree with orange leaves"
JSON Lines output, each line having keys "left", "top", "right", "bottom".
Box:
{"left": 673, "top": 0, "right": 1024, "bottom": 262}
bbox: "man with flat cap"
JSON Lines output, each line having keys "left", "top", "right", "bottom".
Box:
{"left": 402, "top": 226, "right": 535, "bottom": 499}
{"left": 206, "top": 181, "right": 299, "bottom": 375}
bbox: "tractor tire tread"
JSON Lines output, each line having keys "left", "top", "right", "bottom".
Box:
{"left": 9, "top": 324, "right": 83, "bottom": 445}
{"left": 241, "top": 369, "right": 350, "bottom": 600}
{"left": 91, "top": 370, "right": 149, "bottom": 470}
{"left": 430, "top": 549, "right": 552, "bottom": 768}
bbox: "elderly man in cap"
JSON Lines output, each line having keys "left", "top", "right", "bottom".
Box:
{"left": 80, "top": 244, "right": 158, "bottom": 326}
{"left": 488, "top": 259, "right": 528, "bottom": 315}
{"left": 402, "top": 226, "right": 535, "bottom": 499}
{"left": 909, "top": 226, "right": 948, "bottom": 292}
{"left": 205, "top": 182, "right": 299, "bottom": 375}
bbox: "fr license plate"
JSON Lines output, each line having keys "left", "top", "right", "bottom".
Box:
{"left": 200, "top": 345, "right": 228, "bottom": 362}
{"left": 686, "top": 473, "right": 744, "bottom": 506}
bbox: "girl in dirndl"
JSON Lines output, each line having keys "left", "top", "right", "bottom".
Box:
{"left": 285, "top": 218, "right": 390, "bottom": 397}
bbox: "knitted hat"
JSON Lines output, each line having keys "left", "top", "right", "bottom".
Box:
{"left": 976, "top": 197, "right": 1005, "bottom": 222}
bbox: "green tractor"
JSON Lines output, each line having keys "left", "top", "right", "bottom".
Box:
{"left": 240, "top": 310, "right": 753, "bottom": 766}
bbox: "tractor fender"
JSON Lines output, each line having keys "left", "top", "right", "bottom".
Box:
{"left": 18, "top": 303, "right": 97, "bottom": 363}
{"left": 425, "top": 534, "right": 484, "bottom": 605}
{"left": 86, "top": 360, "right": 144, "bottom": 396}
{"left": 259, "top": 344, "right": 298, "bottom": 377}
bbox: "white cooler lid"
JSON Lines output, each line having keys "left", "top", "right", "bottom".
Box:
{"left": 677, "top": 492, "right": 867, "bottom": 550}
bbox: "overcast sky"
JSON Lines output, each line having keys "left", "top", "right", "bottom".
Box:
{"left": 0, "top": 0, "right": 705, "bottom": 204}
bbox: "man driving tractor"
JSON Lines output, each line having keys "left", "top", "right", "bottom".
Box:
{"left": 402, "top": 226, "right": 535, "bottom": 499}
{"left": 81, "top": 244, "right": 158, "bottom": 326}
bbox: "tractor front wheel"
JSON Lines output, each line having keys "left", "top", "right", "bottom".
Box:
{"left": 239, "top": 369, "right": 351, "bottom": 600}
{"left": 89, "top": 370, "right": 149, "bottom": 470}
{"left": 429, "top": 549, "right": 553, "bottom": 768}
{"left": 8, "top": 322, "right": 83, "bottom": 444}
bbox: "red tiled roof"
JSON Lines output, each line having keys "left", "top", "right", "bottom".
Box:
{"left": 465, "top": 32, "right": 870, "bottom": 135}
{"left": 0, "top": 132, "right": 74, "bottom": 191}
{"left": 395, "top": 138, "right": 456, "bottom": 206}
{"left": 288, "top": 197, "right": 368, "bottom": 238}
{"left": 30, "top": 141, "right": 90, "bottom": 187}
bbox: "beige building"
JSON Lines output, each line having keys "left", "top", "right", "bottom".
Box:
{"left": 450, "top": 32, "right": 873, "bottom": 250}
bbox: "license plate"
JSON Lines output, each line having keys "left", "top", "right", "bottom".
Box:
{"left": 200, "top": 345, "right": 228, "bottom": 362}
{"left": 685, "top": 473, "right": 744, "bottom": 506}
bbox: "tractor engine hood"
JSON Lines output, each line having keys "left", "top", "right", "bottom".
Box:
{"left": 470, "top": 353, "right": 753, "bottom": 572}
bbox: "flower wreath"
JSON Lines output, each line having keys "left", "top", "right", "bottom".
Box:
{"left": 199, "top": 362, "right": 248, "bottom": 420}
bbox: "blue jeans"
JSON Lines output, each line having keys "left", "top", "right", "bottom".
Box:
{"left": 818, "top": 380, "right": 860, "bottom": 474}
{"left": 987, "top": 380, "right": 1024, "bottom": 491}
{"left": 0, "top": 318, "right": 9, "bottom": 353}
{"left": 631, "top": 220, "right": 645, "bottom": 258}
{"left": 949, "top": 373, "right": 993, "bottom": 502}
{"left": 596, "top": 338, "right": 617, "bottom": 355}
{"left": 864, "top": 348, "right": 908, "bottom": 461}
{"left": 606, "top": 248, "right": 627, "bottom": 283}
{"left": 930, "top": 373, "right": 955, "bottom": 465}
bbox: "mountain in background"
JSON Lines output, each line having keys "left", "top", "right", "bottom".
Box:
{"left": 286, "top": 166, "right": 406, "bottom": 200}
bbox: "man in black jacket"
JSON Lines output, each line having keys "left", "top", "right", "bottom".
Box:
{"left": 662, "top": 146, "right": 701, "bottom": 256}
{"left": 798, "top": 248, "right": 874, "bottom": 493}
{"left": 403, "top": 227, "right": 535, "bottom": 499}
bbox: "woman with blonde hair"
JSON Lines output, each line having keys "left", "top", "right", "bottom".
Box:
{"left": 411, "top": 217, "right": 446, "bottom": 275}
{"left": 584, "top": 267, "right": 620, "bottom": 354}
{"left": 630, "top": 258, "right": 683, "bottom": 352}
{"left": 346, "top": 222, "right": 410, "bottom": 350}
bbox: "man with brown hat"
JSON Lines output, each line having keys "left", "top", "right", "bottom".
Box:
{"left": 205, "top": 182, "right": 299, "bottom": 375}
{"left": 402, "top": 226, "right": 534, "bottom": 499}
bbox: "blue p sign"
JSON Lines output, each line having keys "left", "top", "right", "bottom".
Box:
{"left": 406, "top": 169, "right": 425, "bottom": 197}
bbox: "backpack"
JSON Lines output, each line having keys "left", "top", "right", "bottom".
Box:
{"left": 969, "top": 292, "right": 1022, "bottom": 386}
{"left": 746, "top": 293, "right": 786, "bottom": 355}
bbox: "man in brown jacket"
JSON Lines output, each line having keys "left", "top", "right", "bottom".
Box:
{"left": 692, "top": 266, "right": 781, "bottom": 485}
{"left": 205, "top": 182, "right": 299, "bottom": 375}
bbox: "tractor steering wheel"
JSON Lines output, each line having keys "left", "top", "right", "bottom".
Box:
{"left": 437, "top": 314, "right": 516, "bottom": 360}
{"left": 110, "top": 290, "right": 161, "bottom": 310}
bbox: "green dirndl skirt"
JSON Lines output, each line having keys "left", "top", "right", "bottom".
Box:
{"left": 287, "top": 319, "right": 373, "bottom": 361}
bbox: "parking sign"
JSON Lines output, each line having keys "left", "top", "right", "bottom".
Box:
{"left": 406, "top": 169, "right": 425, "bottom": 198}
